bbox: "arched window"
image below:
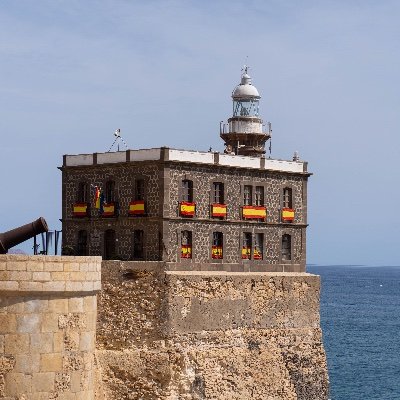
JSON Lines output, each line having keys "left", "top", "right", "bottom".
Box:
{"left": 283, "top": 188, "right": 293, "bottom": 209}
{"left": 282, "top": 234, "right": 291, "bottom": 262}
{"left": 77, "top": 230, "right": 88, "bottom": 256}
{"left": 181, "top": 230, "right": 192, "bottom": 259}
{"left": 105, "top": 180, "right": 115, "bottom": 203}
{"left": 133, "top": 230, "right": 144, "bottom": 259}
{"left": 181, "top": 180, "right": 193, "bottom": 202}
{"left": 77, "top": 182, "right": 88, "bottom": 203}
{"left": 104, "top": 229, "right": 116, "bottom": 260}
{"left": 212, "top": 232, "right": 223, "bottom": 259}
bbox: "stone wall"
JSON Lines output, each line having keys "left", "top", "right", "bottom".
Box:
{"left": 96, "top": 261, "right": 328, "bottom": 400}
{"left": 0, "top": 255, "right": 101, "bottom": 400}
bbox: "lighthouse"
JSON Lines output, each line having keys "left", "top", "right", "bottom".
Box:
{"left": 220, "top": 66, "right": 271, "bottom": 157}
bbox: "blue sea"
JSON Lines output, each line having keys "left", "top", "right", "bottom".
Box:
{"left": 307, "top": 265, "right": 400, "bottom": 400}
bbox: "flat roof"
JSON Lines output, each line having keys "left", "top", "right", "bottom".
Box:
{"left": 63, "top": 147, "right": 307, "bottom": 174}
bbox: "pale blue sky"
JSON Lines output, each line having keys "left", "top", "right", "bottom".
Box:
{"left": 1, "top": 1, "right": 399, "bottom": 265}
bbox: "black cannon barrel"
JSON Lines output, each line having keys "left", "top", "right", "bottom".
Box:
{"left": 0, "top": 217, "right": 48, "bottom": 254}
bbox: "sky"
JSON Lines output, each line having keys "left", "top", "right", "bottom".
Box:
{"left": 1, "top": 0, "right": 399, "bottom": 265}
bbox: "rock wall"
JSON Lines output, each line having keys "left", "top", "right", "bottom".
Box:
{"left": 0, "top": 255, "right": 101, "bottom": 400}
{"left": 96, "top": 261, "right": 329, "bottom": 399}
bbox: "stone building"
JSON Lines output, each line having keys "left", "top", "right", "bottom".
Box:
{"left": 61, "top": 68, "right": 310, "bottom": 272}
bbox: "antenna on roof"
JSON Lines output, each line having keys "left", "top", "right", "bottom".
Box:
{"left": 107, "top": 129, "right": 128, "bottom": 152}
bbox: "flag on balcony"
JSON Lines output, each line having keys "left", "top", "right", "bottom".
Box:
{"left": 180, "top": 202, "right": 195, "bottom": 217}
{"left": 129, "top": 200, "right": 145, "bottom": 215}
{"left": 241, "top": 247, "right": 251, "bottom": 259}
{"left": 211, "top": 204, "right": 227, "bottom": 218}
{"left": 94, "top": 187, "right": 101, "bottom": 209}
{"left": 242, "top": 206, "right": 267, "bottom": 220}
{"left": 73, "top": 203, "right": 88, "bottom": 217}
{"left": 181, "top": 245, "right": 192, "bottom": 259}
{"left": 282, "top": 208, "right": 295, "bottom": 222}
{"left": 212, "top": 246, "right": 223, "bottom": 259}
{"left": 102, "top": 203, "right": 115, "bottom": 217}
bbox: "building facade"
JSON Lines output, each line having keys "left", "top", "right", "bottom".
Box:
{"left": 61, "top": 69, "right": 311, "bottom": 272}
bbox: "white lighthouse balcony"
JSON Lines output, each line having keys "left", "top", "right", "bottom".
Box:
{"left": 220, "top": 117, "right": 272, "bottom": 136}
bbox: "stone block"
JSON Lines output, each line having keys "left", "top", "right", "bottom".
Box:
{"left": 30, "top": 333, "right": 53, "bottom": 353}
{"left": 6, "top": 261, "right": 26, "bottom": 271}
{"left": 41, "top": 313, "right": 60, "bottom": 333}
{"left": 53, "top": 332, "right": 64, "bottom": 352}
{"left": 32, "top": 271, "right": 51, "bottom": 281}
{"left": 81, "top": 281, "right": 94, "bottom": 291}
{"left": 69, "top": 298, "right": 84, "bottom": 313}
{"left": 31, "top": 371, "right": 55, "bottom": 392}
{"left": 40, "top": 353, "right": 63, "bottom": 372}
{"left": 70, "top": 272, "right": 86, "bottom": 281}
{"left": 4, "top": 333, "right": 29, "bottom": 354}
{"left": 26, "top": 260, "right": 44, "bottom": 272}
{"left": 0, "top": 314, "right": 17, "bottom": 333}
{"left": 64, "top": 263, "right": 80, "bottom": 272}
{"left": 42, "top": 281, "right": 66, "bottom": 291}
{"left": 25, "top": 298, "right": 49, "bottom": 313}
{"left": 14, "top": 353, "right": 40, "bottom": 373}
{"left": 19, "top": 281, "right": 44, "bottom": 291}
{"left": 51, "top": 271, "right": 70, "bottom": 281}
{"left": 80, "top": 332, "right": 94, "bottom": 351}
{"left": 48, "top": 298, "right": 69, "bottom": 313}
{"left": 17, "top": 314, "right": 41, "bottom": 333}
{"left": 0, "top": 281, "right": 19, "bottom": 291}
{"left": 65, "top": 282, "right": 83, "bottom": 291}
{"left": 83, "top": 296, "right": 96, "bottom": 312}
{"left": 70, "top": 370, "right": 82, "bottom": 392}
{"left": 9, "top": 271, "right": 32, "bottom": 281}
{"left": 4, "top": 372, "right": 32, "bottom": 397}
{"left": 43, "top": 262, "right": 64, "bottom": 272}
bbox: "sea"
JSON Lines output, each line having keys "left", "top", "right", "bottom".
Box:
{"left": 307, "top": 265, "right": 400, "bottom": 400}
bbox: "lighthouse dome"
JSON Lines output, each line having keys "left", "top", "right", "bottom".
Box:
{"left": 232, "top": 68, "right": 261, "bottom": 100}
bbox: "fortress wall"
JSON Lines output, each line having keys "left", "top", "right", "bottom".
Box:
{"left": 96, "top": 262, "right": 329, "bottom": 400}
{"left": 0, "top": 255, "right": 101, "bottom": 400}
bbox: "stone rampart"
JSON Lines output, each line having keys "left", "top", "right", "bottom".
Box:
{"left": 0, "top": 255, "right": 101, "bottom": 400}
{"left": 96, "top": 261, "right": 329, "bottom": 400}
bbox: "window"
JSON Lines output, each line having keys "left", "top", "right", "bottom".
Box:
{"left": 283, "top": 188, "right": 293, "bottom": 208}
{"left": 133, "top": 230, "right": 144, "bottom": 259}
{"left": 77, "top": 230, "right": 88, "bottom": 256}
{"left": 77, "top": 182, "right": 88, "bottom": 203}
{"left": 135, "top": 179, "right": 145, "bottom": 201}
{"left": 104, "top": 229, "right": 116, "bottom": 260}
{"left": 181, "top": 230, "right": 192, "bottom": 259}
{"left": 255, "top": 186, "right": 264, "bottom": 206}
{"left": 213, "top": 182, "right": 224, "bottom": 204}
{"left": 243, "top": 185, "right": 252, "bottom": 206}
{"left": 212, "top": 232, "right": 223, "bottom": 259}
{"left": 254, "top": 233, "right": 263, "bottom": 260}
{"left": 105, "top": 180, "right": 115, "bottom": 203}
{"left": 181, "top": 180, "right": 193, "bottom": 202}
{"left": 242, "top": 232, "right": 252, "bottom": 260}
{"left": 282, "top": 234, "right": 291, "bottom": 261}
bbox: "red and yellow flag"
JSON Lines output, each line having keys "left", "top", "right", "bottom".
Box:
{"left": 180, "top": 202, "right": 195, "bottom": 217}
{"left": 282, "top": 208, "right": 295, "bottom": 222}
{"left": 129, "top": 200, "right": 145, "bottom": 215}
{"left": 181, "top": 245, "right": 192, "bottom": 259}
{"left": 94, "top": 187, "right": 101, "bottom": 209}
{"left": 241, "top": 247, "right": 251, "bottom": 259}
{"left": 102, "top": 203, "right": 115, "bottom": 217}
{"left": 253, "top": 248, "right": 262, "bottom": 260}
{"left": 212, "top": 246, "right": 223, "bottom": 259}
{"left": 73, "top": 203, "right": 88, "bottom": 217}
{"left": 211, "top": 203, "right": 227, "bottom": 218}
{"left": 242, "top": 206, "right": 267, "bottom": 220}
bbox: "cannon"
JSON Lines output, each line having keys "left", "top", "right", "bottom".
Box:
{"left": 0, "top": 217, "right": 48, "bottom": 254}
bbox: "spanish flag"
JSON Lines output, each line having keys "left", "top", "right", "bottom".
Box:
{"left": 211, "top": 204, "right": 227, "bottom": 218}
{"left": 282, "top": 208, "right": 295, "bottom": 222}
{"left": 129, "top": 200, "right": 145, "bottom": 215}
{"left": 94, "top": 187, "right": 101, "bottom": 209}
{"left": 180, "top": 202, "right": 195, "bottom": 217}
{"left": 181, "top": 245, "right": 192, "bottom": 259}
{"left": 73, "top": 203, "right": 88, "bottom": 217}
{"left": 242, "top": 206, "right": 267, "bottom": 220}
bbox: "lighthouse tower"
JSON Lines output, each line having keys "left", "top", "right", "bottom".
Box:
{"left": 220, "top": 66, "right": 271, "bottom": 157}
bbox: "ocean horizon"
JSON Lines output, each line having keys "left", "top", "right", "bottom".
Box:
{"left": 308, "top": 265, "right": 400, "bottom": 400}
